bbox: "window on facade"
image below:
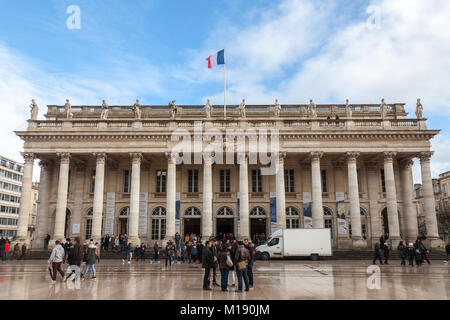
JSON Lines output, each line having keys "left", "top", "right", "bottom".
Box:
{"left": 0, "top": 159, "right": 6, "bottom": 167}
{"left": 9, "top": 162, "right": 14, "bottom": 170}
{"left": 220, "top": 169, "right": 231, "bottom": 192}
{"left": 151, "top": 207, "right": 166, "bottom": 240}
{"left": 380, "top": 169, "right": 386, "bottom": 192}
{"left": 250, "top": 206, "right": 266, "bottom": 216}
{"left": 85, "top": 208, "right": 93, "bottom": 240}
{"left": 156, "top": 170, "right": 167, "bottom": 193}
{"left": 187, "top": 170, "right": 199, "bottom": 192}
{"left": 217, "top": 206, "right": 234, "bottom": 216}
{"left": 285, "top": 169, "right": 295, "bottom": 193}
{"left": 16, "top": 165, "right": 22, "bottom": 172}
{"left": 123, "top": 170, "right": 131, "bottom": 193}
{"left": 252, "top": 169, "right": 263, "bottom": 192}
{"left": 286, "top": 206, "right": 300, "bottom": 229}
{"left": 444, "top": 184, "right": 448, "bottom": 198}
{"left": 90, "top": 170, "right": 96, "bottom": 193}
{"left": 323, "top": 207, "right": 333, "bottom": 238}
{"left": 321, "top": 170, "right": 328, "bottom": 193}
{"left": 415, "top": 188, "right": 421, "bottom": 198}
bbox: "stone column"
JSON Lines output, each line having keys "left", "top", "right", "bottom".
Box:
{"left": 92, "top": 153, "right": 106, "bottom": 242}
{"left": 346, "top": 152, "right": 366, "bottom": 248}
{"left": 366, "top": 162, "right": 382, "bottom": 247}
{"left": 419, "top": 152, "right": 442, "bottom": 247}
{"left": 165, "top": 152, "right": 176, "bottom": 242}
{"left": 383, "top": 152, "right": 402, "bottom": 245}
{"left": 202, "top": 151, "right": 214, "bottom": 238}
{"left": 399, "top": 159, "right": 419, "bottom": 243}
{"left": 239, "top": 154, "right": 250, "bottom": 239}
{"left": 53, "top": 153, "right": 71, "bottom": 241}
{"left": 34, "top": 160, "right": 52, "bottom": 248}
{"left": 276, "top": 152, "right": 287, "bottom": 230}
{"left": 128, "top": 152, "right": 142, "bottom": 245}
{"left": 311, "top": 152, "right": 324, "bottom": 228}
{"left": 15, "top": 153, "right": 35, "bottom": 241}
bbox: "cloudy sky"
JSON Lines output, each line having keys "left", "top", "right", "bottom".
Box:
{"left": 0, "top": 0, "right": 449, "bottom": 182}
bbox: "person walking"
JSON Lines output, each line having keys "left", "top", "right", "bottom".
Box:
{"left": 13, "top": 242, "right": 20, "bottom": 260}
{"left": 444, "top": 242, "right": 450, "bottom": 263}
{"left": 165, "top": 241, "right": 175, "bottom": 267}
{"left": 186, "top": 241, "right": 193, "bottom": 263}
{"left": 418, "top": 240, "right": 431, "bottom": 265}
{"left": 211, "top": 240, "right": 219, "bottom": 287}
{"left": 3, "top": 240, "right": 10, "bottom": 261}
{"left": 397, "top": 241, "right": 407, "bottom": 266}
{"left": 153, "top": 241, "right": 159, "bottom": 262}
{"left": 123, "top": 242, "right": 132, "bottom": 264}
{"left": 82, "top": 240, "right": 97, "bottom": 279}
{"left": 202, "top": 241, "right": 214, "bottom": 290}
{"left": 383, "top": 242, "right": 390, "bottom": 264}
{"left": 230, "top": 240, "right": 238, "bottom": 286}
{"left": 197, "top": 241, "right": 204, "bottom": 265}
{"left": 407, "top": 243, "right": 415, "bottom": 267}
{"left": 234, "top": 241, "right": 250, "bottom": 292}
{"left": 67, "top": 237, "right": 84, "bottom": 281}
{"left": 217, "top": 244, "right": 231, "bottom": 292}
{"left": 20, "top": 243, "right": 27, "bottom": 260}
{"left": 63, "top": 238, "right": 72, "bottom": 264}
{"left": 134, "top": 245, "right": 141, "bottom": 262}
{"left": 244, "top": 239, "right": 255, "bottom": 288}
{"left": 372, "top": 241, "right": 383, "bottom": 265}
{"left": 48, "top": 240, "right": 65, "bottom": 282}
{"left": 140, "top": 243, "right": 146, "bottom": 261}
{"left": 414, "top": 239, "right": 422, "bottom": 266}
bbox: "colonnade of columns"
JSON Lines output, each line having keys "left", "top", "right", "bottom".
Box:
{"left": 16, "top": 151, "right": 443, "bottom": 249}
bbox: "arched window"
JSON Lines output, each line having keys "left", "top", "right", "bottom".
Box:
{"left": 151, "top": 207, "right": 166, "bottom": 240}
{"left": 184, "top": 207, "right": 201, "bottom": 217}
{"left": 250, "top": 206, "right": 266, "bottom": 217}
{"left": 119, "top": 207, "right": 130, "bottom": 217}
{"left": 323, "top": 207, "right": 333, "bottom": 238}
{"left": 286, "top": 206, "right": 300, "bottom": 229}
{"left": 85, "top": 207, "right": 93, "bottom": 240}
{"left": 217, "top": 207, "right": 234, "bottom": 217}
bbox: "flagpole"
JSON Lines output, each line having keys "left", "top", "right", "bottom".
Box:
{"left": 224, "top": 53, "right": 227, "bottom": 120}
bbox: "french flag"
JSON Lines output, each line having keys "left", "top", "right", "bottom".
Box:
{"left": 206, "top": 49, "right": 225, "bottom": 68}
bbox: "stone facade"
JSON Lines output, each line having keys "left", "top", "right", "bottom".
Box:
{"left": 14, "top": 100, "right": 444, "bottom": 249}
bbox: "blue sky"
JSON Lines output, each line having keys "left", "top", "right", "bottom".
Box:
{"left": 0, "top": 0, "right": 449, "bottom": 181}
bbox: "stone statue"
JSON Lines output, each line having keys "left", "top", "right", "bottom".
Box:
{"left": 169, "top": 100, "right": 177, "bottom": 119}
{"left": 133, "top": 99, "right": 141, "bottom": 120}
{"left": 64, "top": 99, "right": 73, "bottom": 119}
{"left": 100, "top": 100, "right": 109, "bottom": 120}
{"left": 204, "top": 99, "right": 212, "bottom": 118}
{"left": 274, "top": 99, "right": 281, "bottom": 117}
{"left": 380, "top": 98, "right": 387, "bottom": 119}
{"left": 29, "top": 99, "right": 38, "bottom": 121}
{"left": 415, "top": 98, "right": 423, "bottom": 119}
{"left": 345, "top": 99, "right": 352, "bottom": 118}
{"left": 238, "top": 99, "right": 246, "bottom": 118}
{"left": 309, "top": 99, "right": 317, "bottom": 118}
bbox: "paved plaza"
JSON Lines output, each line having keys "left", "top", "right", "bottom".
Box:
{"left": 0, "top": 260, "right": 448, "bottom": 300}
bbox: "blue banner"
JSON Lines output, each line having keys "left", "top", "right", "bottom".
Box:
{"left": 270, "top": 194, "right": 276, "bottom": 223}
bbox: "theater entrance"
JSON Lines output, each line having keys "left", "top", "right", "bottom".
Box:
{"left": 216, "top": 218, "right": 234, "bottom": 235}
{"left": 250, "top": 218, "right": 267, "bottom": 239}
{"left": 183, "top": 207, "right": 201, "bottom": 236}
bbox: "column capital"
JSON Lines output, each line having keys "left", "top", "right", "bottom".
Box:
{"left": 93, "top": 152, "right": 107, "bottom": 162}
{"left": 237, "top": 152, "right": 249, "bottom": 165}
{"left": 129, "top": 152, "right": 142, "bottom": 163}
{"left": 419, "top": 151, "right": 434, "bottom": 162}
{"left": 277, "top": 151, "right": 287, "bottom": 162}
{"left": 310, "top": 151, "right": 323, "bottom": 161}
{"left": 383, "top": 151, "right": 397, "bottom": 162}
{"left": 203, "top": 151, "right": 215, "bottom": 165}
{"left": 165, "top": 151, "right": 177, "bottom": 164}
{"left": 21, "top": 152, "right": 35, "bottom": 163}
{"left": 56, "top": 152, "right": 71, "bottom": 163}
{"left": 399, "top": 159, "right": 414, "bottom": 169}
{"left": 346, "top": 151, "right": 360, "bottom": 162}
{"left": 38, "top": 159, "right": 52, "bottom": 168}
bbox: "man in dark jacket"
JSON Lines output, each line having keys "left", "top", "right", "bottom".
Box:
{"left": 63, "top": 238, "right": 72, "bottom": 263}
{"left": 244, "top": 239, "right": 255, "bottom": 288}
{"left": 234, "top": 241, "right": 250, "bottom": 292}
{"left": 197, "top": 241, "right": 203, "bottom": 264}
{"left": 202, "top": 241, "right": 214, "bottom": 290}
{"left": 418, "top": 240, "right": 430, "bottom": 264}
{"left": 67, "top": 237, "right": 84, "bottom": 281}
{"left": 372, "top": 241, "right": 383, "bottom": 264}
{"left": 407, "top": 243, "right": 415, "bottom": 266}
{"left": 211, "top": 239, "right": 219, "bottom": 287}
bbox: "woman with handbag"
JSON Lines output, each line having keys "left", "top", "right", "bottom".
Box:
{"left": 233, "top": 241, "right": 250, "bottom": 292}
{"left": 217, "top": 244, "right": 233, "bottom": 292}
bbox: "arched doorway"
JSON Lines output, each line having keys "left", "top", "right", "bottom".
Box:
{"left": 323, "top": 207, "right": 334, "bottom": 239}
{"left": 250, "top": 206, "right": 267, "bottom": 240}
{"left": 118, "top": 207, "right": 129, "bottom": 235}
{"left": 64, "top": 208, "right": 71, "bottom": 239}
{"left": 286, "top": 206, "right": 300, "bottom": 229}
{"left": 85, "top": 208, "right": 93, "bottom": 240}
{"left": 184, "top": 207, "right": 201, "bottom": 236}
{"left": 151, "top": 207, "right": 166, "bottom": 240}
{"left": 216, "top": 206, "right": 234, "bottom": 235}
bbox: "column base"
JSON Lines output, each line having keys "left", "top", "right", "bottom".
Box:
{"left": 351, "top": 238, "right": 367, "bottom": 249}
{"left": 388, "top": 237, "right": 403, "bottom": 249}
{"left": 127, "top": 236, "right": 141, "bottom": 246}
{"left": 428, "top": 237, "right": 445, "bottom": 249}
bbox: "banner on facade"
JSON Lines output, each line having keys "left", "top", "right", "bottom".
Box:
{"left": 105, "top": 192, "right": 115, "bottom": 235}
{"left": 237, "top": 192, "right": 240, "bottom": 236}
{"left": 138, "top": 192, "right": 148, "bottom": 235}
{"left": 336, "top": 192, "right": 347, "bottom": 235}
{"left": 303, "top": 192, "right": 312, "bottom": 229}
{"left": 175, "top": 192, "right": 181, "bottom": 234}
{"left": 72, "top": 223, "right": 80, "bottom": 235}
{"left": 270, "top": 192, "right": 277, "bottom": 233}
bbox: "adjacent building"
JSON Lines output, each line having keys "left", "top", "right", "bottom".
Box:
{"left": 14, "top": 99, "right": 444, "bottom": 249}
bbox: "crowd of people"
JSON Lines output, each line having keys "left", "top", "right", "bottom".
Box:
{"left": 0, "top": 237, "right": 28, "bottom": 261}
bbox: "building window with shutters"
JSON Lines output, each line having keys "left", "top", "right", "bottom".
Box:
{"left": 156, "top": 170, "right": 167, "bottom": 193}
{"left": 220, "top": 169, "right": 231, "bottom": 192}
{"left": 321, "top": 170, "right": 328, "bottom": 193}
{"left": 252, "top": 169, "right": 262, "bottom": 192}
{"left": 285, "top": 169, "right": 295, "bottom": 193}
{"left": 123, "top": 170, "right": 131, "bottom": 193}
{"left": 187, "top": 170, "right": 199, "bottom": 193}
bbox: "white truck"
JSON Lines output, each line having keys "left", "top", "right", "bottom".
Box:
{"left": 255, "top": 229, "right": 333, "bottom": 260}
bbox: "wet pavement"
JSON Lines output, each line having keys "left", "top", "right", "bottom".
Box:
{"left": 0, "top": 259, "right": 448, "bottom": 300}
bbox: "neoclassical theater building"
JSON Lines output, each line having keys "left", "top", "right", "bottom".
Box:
{"left": 15, "top": 99, "right": 444, "bottom": 249}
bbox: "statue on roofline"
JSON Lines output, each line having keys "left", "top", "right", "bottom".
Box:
{"left": 169, "top": 100, "right": 178, "bottom": 119}
{"left": 309, "top": 99, "right": 317, "bottom": 118}
{"left": 380, "top": 98, "right": 387, "bottom": 119}
{"left": 238, "top": 98, "right": 246, "bottom": 118}
{"left": 64, "top": 99, "right": 73, "bottom": 119}
{"left": 30, "top": 99, "right": 38, "bottom": 121}
{"left": 133, "top": 99, "right": 141, "bottom": 119}
{"left": 204, "top": 99, "right": 212, "bottom": 118}
{"left": 274, "top": 99, "right": 281, "bottom": 117}
{"left": 100, "top": 100, "right": 109, "bottom": 120}
{"left": 415, "top": 98, "right": 423, "bottom": 119}
{"left": 345, "top": 99, "right": 352, "bottom": 118}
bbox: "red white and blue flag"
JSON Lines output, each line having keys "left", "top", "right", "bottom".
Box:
{"left": 206, "top": 49, "right": 225, "bottom": 68}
